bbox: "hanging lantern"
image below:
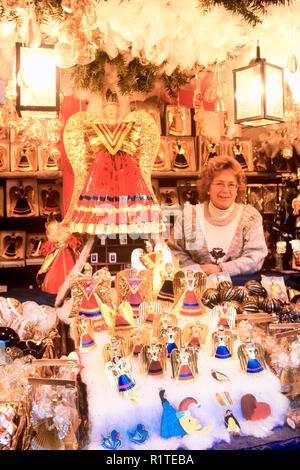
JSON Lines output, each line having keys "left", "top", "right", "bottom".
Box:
{"left": 15, "top": 43, "right": 60, "bottom": 118}
{"left": 233, "top": 41, "right": 284, "bottom": 127}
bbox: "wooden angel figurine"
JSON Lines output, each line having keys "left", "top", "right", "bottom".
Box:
{"left": 125, "top": 327, "right": 151, "bottom": 359}
{"left": 182, "top": 321, "right": 209, "bottom": 349}
{"left": 138, "top": 300, "right": 163, "bottom": 329}
{"left": 0, "top": 233, "right": 23, "bottom": 259}
{"left": 212, "top": 303, "right": 237, "bottom": 331}
{"left": 212, "top": 326, "right": 237, "bottom": 360}
{"left": 237, "top": 338, "right": 266, "bottom": 375}
{"left": 9, "top": 182, "right": 35, "bottom": 217}
{"left": 140, "top": 341, "right": 167, "bottom": 377}
{"left": 173, "top": 269, "right": 206, "bottom": 319}
{"left": 115, "top": 268, "right": 148, "bottom": 318}
{"left": 69, "top": 263, "right": 111, "bottom": 332}
{"left": 170, "top": 346, "right": 198, "bottom": 382}
{"left": 158, "top": 324, "right": 181, "bottom": 358}
{"left": 63, "top": 88, "right": 163, "bottom": 236}
{"left": 105, "top": 355, "right": 138, "bottom": 402}
{"left": 72, "top": 315, "right": 96, "bottom": 353}
{"left": 102, "top": 336, "right": 126, "bottom": 363}
{"left": 156, "top": 262, "right": 177, "bottom": 306}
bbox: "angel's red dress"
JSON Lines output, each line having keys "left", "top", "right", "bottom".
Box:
{"left": 69, "top": 122, "right": 162, "bottom": 235}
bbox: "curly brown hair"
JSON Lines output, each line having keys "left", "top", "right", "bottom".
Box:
{"left": 197, "top": 156, "right": 247, "bottom": 203}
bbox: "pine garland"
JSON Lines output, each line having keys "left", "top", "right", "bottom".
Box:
{"left": 71, "top": 51, "right": 191, "bottom": 96}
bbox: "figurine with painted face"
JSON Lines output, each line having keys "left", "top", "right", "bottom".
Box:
{"left": 105, "top": 355, "right": 138, "bottom": 402}
{"left": 115, "top": 268, "right": 148, "bottom": 319}
{"left": 140, "top": 340, "right": 167, "bottom": 377}
{"left": 173, "top": 269, "right": 206, "bottom": 319}
{"left": 156, "top": 263, "right": 176, "bottom": 306}
{"left": 212, "top": 326, "right": 236, "bottom": 360}
{"left": 102, "top": 336, "right": 126, "bottom": 363}
{"left": 182, "top": 321, "right": 209, "bottom": 350}
{"left": 125, "top": 327, "right": 151, "bottom": 359}
{"left": 212, "top": 302, "right": 236, "bottom": 331}
{"left": 238, "top": 338, "right": 266, "bottom": 375}
{"left": 158, "top": 324, "right": 181, "bottom": 358}
{"left": 138, "top": 300, "right": 163, "bottom": 329}
{"left": 171, "top": 345, "right": 198, "bottom": 383}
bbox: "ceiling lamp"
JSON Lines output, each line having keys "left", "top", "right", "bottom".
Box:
{"left": 233, "top": 41, "right": 284, "bottom": 127}
{"left": 15, "top": 42, "right": 60, "bottom": 118}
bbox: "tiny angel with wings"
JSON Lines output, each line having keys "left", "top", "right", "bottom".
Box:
{"left": 102, "top": 336, "right": 127, "bottom": 364}
{"left": 105, "top": 355, "right": 138, "bottom": 402}
{"left": 140, "top": 341, "right": 167, "bottom": 377}
{"left": 100, "top": 301, "right": 135, "bottom": 338}
{"left": 170, "top": 345, "right": 199, "bottom": 382}
{"left": 152, "top": 309, "right": 178, "bottom": 339}
{"left": 158, "top": 324, "right": 182, "bottom": 358}
{"left": 238, "top": 338, "right": 266, "bottom": 375}
{"left": 1, "top": 233, "right": 23, "bottom": 259}
{"left": 69, "top": 263, "right": 112, "bottom": 332}
{"left": 182, "top": 322, "right": 209, "bottom": 350}
{"left": 114, "top": 268, "right": 149, "bottom": 318}
{"left": 138, "top": 300, "right": 163, "bottom": 330}
{"left": 212, "top": 326, "right": 237, "bottom": 360}
{"left": 212, "top": 302, "right": 237, "bottom": 331}
{"left": 173, "top": 269, "right": 207, "bottom": 319}
{"left": 9, "top": 182, "right": 35, "bottom": 217}
{"left": 125, "top": 327, "right": 151, "bottom": 359}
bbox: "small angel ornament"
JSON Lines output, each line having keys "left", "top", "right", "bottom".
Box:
{"left": 9, "top": 182, "right": 35, "bottom": 217}
{"left": 140, "top": 341, "right": 167, "bottom": 377}
{"left": 102, "top": 336, "right": 126, "bottom": 363}
{"left": 170, "top": 346, "right": 198, "bottom": 383}
{"left": 115, "top": 268, "right": 148, "bottom": 318}
{"left": 212, "top": 303, "right": 236, "bottom": 331}
{"left": 125, "top": 327, "right": 151, "bottom": 359}
{"left": 212, "top": 326, "right": 237, "bottom": 360}
{"left": 0, "top": 233, "right": 23, "bottom": 259}
{"left": 238, "top": 338, "right": 266, "bottom": 375}
{"left": 173, "top": 269, "right": 206, "bottom": 319}
{"left": 158, "top": 324, "right": 181, "bottom": 358}
{"left": 182, "top": 321, "right": 209, "bottom": 349}
{"left": 105, "top": 355, "right": 138, "bottom": 402}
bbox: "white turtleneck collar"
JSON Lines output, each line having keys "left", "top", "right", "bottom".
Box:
{"left": 208, "top": 201, "right": 236, "bottom": 220}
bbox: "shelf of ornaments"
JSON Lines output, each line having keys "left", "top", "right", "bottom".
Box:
{"left": 0, "top": 170, "right": 63, "bottom": 179}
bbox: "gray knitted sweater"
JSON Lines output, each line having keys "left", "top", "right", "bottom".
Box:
{"left": 168, "top": 202, "right": 268, "bottom": 276}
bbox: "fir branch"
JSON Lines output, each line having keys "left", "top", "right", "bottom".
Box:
{"left": 200, "top": 0, "right": 293, "bottom": 25}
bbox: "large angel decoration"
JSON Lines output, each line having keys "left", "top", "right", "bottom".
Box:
{"left": 170, "top": 346, "right": 198, "bottom": 382}
{"left": 105, "top": 355, "right": 138, "bottom": 402}
{"left": 158, "top": 324, "right": 181, "bottom": 358}
{"left": 0, "top": 233, "right": 23, "bottom": 259}
{"left": 9, "top": 182, "right": 35, "bottom": 217}
{"left": 212, "top": 303, "right": 237, "bottom": 331}
{"left": 212, "top": 326, "right": 237, "bottom": 360}
{"left": 238, "top": 338, "right": 266, "bottom": 375}
{"left": 63, "top": 89, "right": 163, "bottom": 236}
{"left": 69, "top": 263, "right": 111, "bottom": 332}
{"left": 115, "top": 268, "right": 148, "bottom": 318}
{"left": 173, "top": 270, "right": 206, "bottom": 319}
{"left": 102, "top": 336, "right": 126, "bottom": 363}
{"left": 182, "top": 322, "right": 209, "bottom": 349}
{"left": 140, "top": 341, "right": 167, "bottom": 377}
{"left": 125, "top": 327, "right": 151, "bottom": 359}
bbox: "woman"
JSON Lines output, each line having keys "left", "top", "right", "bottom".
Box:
{"left": 169, "top": 156, "right": 267, "bottom": 276}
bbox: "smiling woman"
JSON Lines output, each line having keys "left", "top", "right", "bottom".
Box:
{"left": 168, "top": 156, "right": 268, "bottom": 276}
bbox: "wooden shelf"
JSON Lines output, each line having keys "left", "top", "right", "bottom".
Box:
{"left": 152, "top": 171, "right": 200, "bottom": 179}
{"left": 0, "top": 170, "right": 62, "bottom": 179}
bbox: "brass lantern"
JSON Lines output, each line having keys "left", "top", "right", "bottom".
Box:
{"left": 15, "top": 42, "right": 60, "bottom": 118}
{"left": 233, "top": 42, "right": 284, "bottom": 126}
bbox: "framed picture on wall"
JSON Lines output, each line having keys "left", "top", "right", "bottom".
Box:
{"left": 177, "top": 182, "right": 200, "bottom": 207}
{"left": 90, "top": 252, "right": 98, "bottom": 264}
{"left": 223, "top": 138, "right": 253, "bottom": 171}
{"left": 26, "top": 233, "right": 47, "bottom": 264}
{"left": 165, "top": 104, "right": 192, "bottom": 137}
{"left": 0, "top": 230, "right": 26, "bottom": 263}
{"left": 159, "top": 186, "right": 179, "bottom": 207}
{"left": 38, "top": 183, "right": 62, "bottom": 217}
{"left": 10, "top": 144, "right": 38, "bottom": 172}
{"left": 200, "top": 139, "right": 224, "bottom": 168}
{"left": 247, "top": 184, "right": 263, "bottom": 213}
{"left": 38, "top": 145, "right": 61, "bottom": 171}
{"left": 6, "top": 179, "right": 38, "bottom": 217}
{"left": 167, "top": 137, "right": 196, "bottom": 172}
{"left": 108, "top": 252, "right": 117, "bottom": 263}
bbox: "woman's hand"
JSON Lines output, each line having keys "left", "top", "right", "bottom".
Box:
{"left": 200, "top": 264, "right": 222, "bottom": 275}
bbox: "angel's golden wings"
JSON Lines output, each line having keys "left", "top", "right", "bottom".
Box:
{"left": 62, "top": 110, "right": 161, "bottom": 226}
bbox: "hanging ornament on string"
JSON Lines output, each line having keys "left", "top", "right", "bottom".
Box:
{"left": 203, "top": 62, "right": 228, "bottom": 113}
{"left": 286, "top": 7, "right": 298, "bottom": 74}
